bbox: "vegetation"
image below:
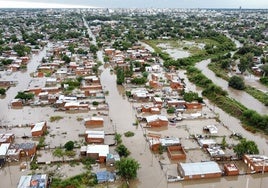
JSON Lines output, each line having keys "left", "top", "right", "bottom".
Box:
{"left": 114, "top": 133, "right": 122, "bottom": 144}
{"left": 0, "top": 88, "right": 6, "bottom": 95}
{"left": 53, "top": 148, "right": 64, "bottom": 158}
{"left": 92, "top": 101, "right": 99, "bottom": 106}
{"left": 234, "top": 139, "right": 259, "bottom": 158}
{"left": 51, "top": 173, "right": 97, "bottom": 188}
{"left": 15, "top": 91, "right": 34, "bottom": 100}
{"left": 115, "top": 157, "right": 140, "bottom": 181}
{"left": 115, "top": 144, "right": 130, "bottom": 157}
{"left": 50, "top": 116, "right": 64, "bottom": 122}
{"left": 228, "top": 76, "right": 245, "bottom": 90}
{"left": 167, "top": 106, "right": 176, "bottom": 114}
{"left": 64, "top": 141, "right": 75, "bottom": 151}
{"left": 183, "top": 91, "right": 203, "bottom": 103}
{"left": 124, "top": 131, "right": 135, "bottom": 137}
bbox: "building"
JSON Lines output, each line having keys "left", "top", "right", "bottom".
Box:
{"left": 0, "top": 143, "right": 10, "bottom": 166}
{"left": 10, "top": 99, "right": 23, "bottom": 108}
{"left": 96, "top": 171, "right": 115, "bottom": 183}
{"left": 243, "top": 154, "right": 268, "bottom": 173}
{"left": 177, "top": 161, "right": 222, "bottom": 180}
{"left": 81, "top": 144, "right": 109, "bottom": 163}
{"left": 84, "top": 117, "right": 104, "bottom": 127}
{"left": 85, "top": 130, "right": 105, "bottom": 144}
{"left": 0, "top": 133, "right": 15, "bottom": 144}
{"left": 17, "top": 174, "right": 48, "bottom": 188}
{"left": 203, "top": 125, "right": 218, "bottom": 134}
{"left": 145, "top": 115, "right": 168, "bottom": 127}
{"left": 224, "top": 163, "right": 239, "bottom": 176}
{"left": 15, "top": 143, "right": 36, "bottom": 157}
{"left": 31, "top": 122, "right": 47, "bottom": 137}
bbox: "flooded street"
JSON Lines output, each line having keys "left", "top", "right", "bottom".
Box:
{"left": 195, "top": 59, "right": 268, "bottom": 115}
{"left": 0, "top": 43, "right": 52, "bottom": 125}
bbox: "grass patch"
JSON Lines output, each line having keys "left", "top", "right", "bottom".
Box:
{"left": 245, "top": 86, "right": 268, "bottom": 106}
{"left": 50, "top": 116, "right": 64, "bottom": 122}
{"left": 124, "top": 131, "right": 135, "bottom": 137}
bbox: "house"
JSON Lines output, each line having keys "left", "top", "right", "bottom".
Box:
{"left": 31, "top": 121, "right": 47, "bottom": 137}
{"left": 10, "top": 99, "right": 23, "bottom": 108}
{"left": 224, "top": 163, "right": 239, "bottom": 176}
{"left": 185, "top": 102, "right": 202, "bottom": 109}
{"left": 177, "top": 161, "right": 222, "bottom": 180}
{"left": 198, "top": 139, "right": 216, "bottom": 148}
{"left": 203, "top": 125, "right": 218, "bottom": 134}
{"left": 15, "top": 143, "right": 36, "bottom": 157}
{"left": 0, "top": 133, "right": 15, "bottom": 144}
{"left": 167, "top": 145, "right": 186, "bottom": 160}
{"left": 85, "top": 130, "right": 105, "bottom": 144}
{"left": 141, "top": 104, "right": 161, "bottom": 114}
{"left": 152, "top": 97, "right": 163, "bottom": 106}
{"left": 84, "top": 117, "right": 104, "bottom": 127}
{"left": 243, "top": 154, "right": 268, "bottom": 173}
{"left": 81, "top": 144, "right": 109, "bottom": 163}
{"left": 17, "top": 174, "right": 48, "bottom": 188}
{"left": 145, "top": 115, "right": 168, "bottom": 127}
{"left": 170, "top": 80, "right": 184, "bottom": 91}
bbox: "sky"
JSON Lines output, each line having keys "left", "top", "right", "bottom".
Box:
{"left": 0, "top": 0, "right": 268, "bottom": 9}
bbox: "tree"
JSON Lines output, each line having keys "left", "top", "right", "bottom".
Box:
{"left": 115, "top": 158, "right": 140, "bottom": 181}
{"left": 233, "top": 139, "right": 259, "bottom": 158}
{"left": 64, "top": 141, "right": 74, "bottom": 151}
{"left": 15, "top": 91, "right": 34, "bottom": 100}
{"left": 0, "top": 88, "right": 6, "bottom": 95}
{"left": 89, "top": 44, "right": 98, "bottom": 54}
{"left": 221, "top": 136, "right": 227, "bottom": 149}
{"left": 260, "top": 64, "right": 268, "bottom": 77}
{"left": 115, "top": 144, "right": 130, "bottom": 157}
{"left": 116, "top": 68, "right": 125, "bottom": 85}
{"left": 228, "top": 76, "right": 245, "bottom": 90}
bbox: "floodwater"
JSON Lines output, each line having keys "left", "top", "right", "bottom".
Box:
{"left": 195, "top": 59, "right": 268, "bottom": 115}
{"left": 157, "top": 43, "right": 190, "bottom": 59}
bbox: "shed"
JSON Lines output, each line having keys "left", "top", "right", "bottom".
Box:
{"left": 96, "top": 171, "right": 115, "bottom": 183}
{"left": 224, "top": 163, "right": 239, "bottom": 176}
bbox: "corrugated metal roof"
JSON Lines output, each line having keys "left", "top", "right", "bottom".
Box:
{"left": 180, "top": 161, "right": 221, "bottom": 176}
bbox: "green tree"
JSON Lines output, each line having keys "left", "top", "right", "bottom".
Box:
{"left": 115, "top": 144, "right": 130, "bottom": 157}
{"left": 62, "top": 55, "right": 71, "bottom": 64}
{"left": 260, "top": 64, "right": 268, "bottom": 77}
{"left": 0, "top": 88, "right": 6, "bottom": 95}
{"left": 115, "top": 158, "right": 140, "bottom": 181}
{"left": 233, "top": 139, "right": 259, "bottom": 158}
{"left": 64, "top": 141, "right": 74, "bottom": 151}
{"left": 116, "top": 68, "right": 125, "bottom": 85}
{"left": 15, "top": 92, "right": 34, "bottom": 100}
{"left": 89, "top": 44, "right": 98, "bottom": 54}
{"left": 221, "top": 136, "right": 227, "bottom": 149}
{"left": 228, "top": 76, "right": 245, "bottom": 90}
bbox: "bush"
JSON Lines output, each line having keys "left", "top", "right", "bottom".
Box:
{"left": 115, "top": 144, "right": 130, "bottom": 157}
{"left": 50, "top": 116, "right": 63, "bottom": 122}
{"left": 64, "top": 141, "right": 74, "bottom": 151}
{"left": 228, "top": 76, "right": 245, "bottom": 90}
{"left": 124, "top": 131, "right": 135, "bottom": 137}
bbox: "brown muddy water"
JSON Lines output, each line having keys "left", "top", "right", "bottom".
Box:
{"left": 196, "top": 59, "right": 268, "bottom": 115}
{"left": 1, "top": 42, "right": 268, "bottom": 188}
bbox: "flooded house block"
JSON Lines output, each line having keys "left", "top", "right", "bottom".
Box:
{"left": 64, "top": 101, "right": 88, "bottom": 111}
{"left": 7, "top": 148, "right": 20, "bottom": 162}
{"left": 84, "top": 117, "right": 104, "bottom": 127}
{"left": 167, "top": 99, "right": 186, "bottom": 108}
{"left": 170, "top": 80, "right": 184, "bottom": 91}
{"left": 224, "top": 163, "right": 239, "bottom": 176}
{"left": 85, "top": 130, "right": 105, "bottom": 144}
{"left": 167, "top": 145, "right": 186, "bottom": 160}
{"left": 45, "top": 77, "right": 57, "bottom": 86}
{"left": 177, "top": 161, "right": 222, "bottom": 180}
{"left": 31, "top": 121, "right": 47, "bottom": 137}
{"left": 141, "top": 104, "right": 161, "bottom": 114}
{"left": 145, "top": 115, "right": 168, "bottom": 127}
{"left": 17, "top": 174, "right": 48, "bottom": 188}
{"left": 243, "top": 154, "right": 268, "bottom": 173}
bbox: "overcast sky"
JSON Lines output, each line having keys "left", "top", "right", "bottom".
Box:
{"left": 0, "top": 0, "right": 268, "bottom": 9}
